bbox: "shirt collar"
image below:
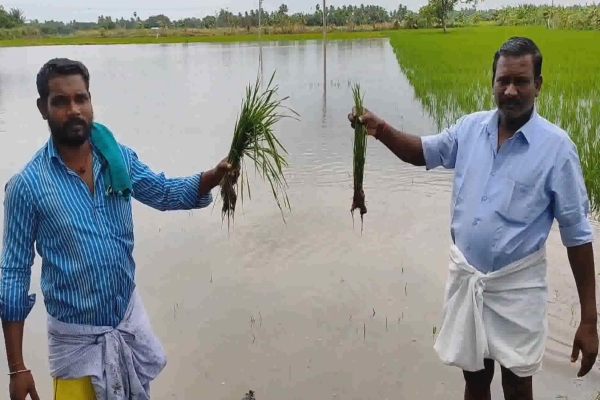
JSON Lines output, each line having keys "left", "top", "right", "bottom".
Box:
{"left": 482, "top": 106, "right": 539, "bottom": 144}
{"left": 47, "top": 135, "right": 60, "bottom": 160}
{"left": 46, "top": 135, "right": 101, "bottom": 162}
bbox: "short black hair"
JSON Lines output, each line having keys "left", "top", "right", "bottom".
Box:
{"left": 492, "top": 37, "right": 542, "bottom": 84}
{"left": 36, "top": 58, "right": 90, "bottom": 100}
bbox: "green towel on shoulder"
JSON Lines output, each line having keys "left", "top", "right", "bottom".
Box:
{"left": 90, "top": 122, "right": 133, "bottom": 200}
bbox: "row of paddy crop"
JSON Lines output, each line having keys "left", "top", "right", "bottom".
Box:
{"left": 388, "top": 25, "right": 600, "bottom": 217}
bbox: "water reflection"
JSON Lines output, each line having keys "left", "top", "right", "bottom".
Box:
{"left": 258, "top": 39, "right": 264, "bottom": 80}
{"left": 323, "top": 37, "right": 327, "bottom": 127}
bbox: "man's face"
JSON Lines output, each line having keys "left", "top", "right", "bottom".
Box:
{"left": 38, "top": 74, "right": 93, "bottom": 148}
{"left": 493, "top": 54, "right": 541, "bottom": 121}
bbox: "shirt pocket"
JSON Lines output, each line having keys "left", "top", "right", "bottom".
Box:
{"left": 102, "top": 195, "right": 134, "bottom": 238}
{"left": 495, "top": 177, "right": 536, "bottom": 225}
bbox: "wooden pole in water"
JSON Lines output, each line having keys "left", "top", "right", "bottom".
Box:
{"left": 258, "top": 0, "right": 263, "bottom": 75}
{"left": 322, "top": 0, "right": 327, "bottom": 121}
{"left": 323, "top": 0, "right": 327, "bottom": 88}
{"left": 322, "top": 0, "right": 327, "bottom": 41}
{"left": 258, "top": 0, "right": 262, "bottom": 41}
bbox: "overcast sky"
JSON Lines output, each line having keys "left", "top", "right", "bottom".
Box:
{"left": 3, "top": 0, "right": 582, "bottom": 22}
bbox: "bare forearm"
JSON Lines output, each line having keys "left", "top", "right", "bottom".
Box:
{"left": 2, "top": 321, "right": 26, "bottom": 371}
{"left": 567, "top": 243, "right": 597, "bottom": 324}
{"left": 377, "top": 123, "right": 426, "bottom": 167}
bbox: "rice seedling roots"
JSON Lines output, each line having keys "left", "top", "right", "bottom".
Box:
{"left": 220, "top": 167, "right": 241, "bottom": 221}
{"left": 351, "top": 188, "right": 367, "bottom": 218}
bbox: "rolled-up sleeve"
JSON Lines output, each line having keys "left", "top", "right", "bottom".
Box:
{"left": 128, "top": 147, "right": 213, "bottom": 211}
{"left": 421, "top": 116, "right": 464, "bottom": 170}
{"left": 550, "top": 139, "right": 594, "bottom": 247}
{"left": 0, "top": 175, "right": 38, "bottom": 322}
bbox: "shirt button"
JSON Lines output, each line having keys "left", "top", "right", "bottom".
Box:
{"left": 491, "top": 172, "right": 496, "bottom": 177}
{"left": 467, "top": 246, "right": 472, "bottom": 251}
{"left": 481, "top": 196, "right": 487, "bottom": 201}
{"left": 473, "top": 220, "right": 479, "bottom": 226}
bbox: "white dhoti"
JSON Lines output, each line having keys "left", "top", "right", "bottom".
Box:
{"left": 433, "top": 244, "right": 548, "bottom": 377}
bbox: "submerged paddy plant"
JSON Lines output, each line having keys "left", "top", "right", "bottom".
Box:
{"left": 388, "top": 25, "right": 600, "bottom": 217}
{"left": 220, "top": 71, "right": 299, "bottom": 229}
{"left": 242, "top": 390, "right": 256, "bottom": 400}
{"left": 351, "top": 83, "right": 368, "bottom": 231}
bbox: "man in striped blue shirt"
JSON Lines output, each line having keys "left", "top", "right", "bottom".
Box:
{"left": 0, "top": 58, "right": 232, "bottom": 400}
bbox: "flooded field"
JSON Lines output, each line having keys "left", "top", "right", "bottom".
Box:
{"left": 0, "top": 39, "right": 598, "bottom": 399}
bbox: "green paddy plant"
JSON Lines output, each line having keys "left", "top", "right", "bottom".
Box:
{"left": 220, "top": 71, "right": 299, "bottom": 229}
{"left": 388, "top": 25, "right": 600, "bottom": 218}
{"left": 351, "top": 83, "right": 368, "bottom": 231}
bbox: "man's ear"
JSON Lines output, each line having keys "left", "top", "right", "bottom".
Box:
{"left": 36, "top": 98, "right": 48, "bottom": 120}
{"left": 535, "top": 75, "right": 543, "bottom": 97}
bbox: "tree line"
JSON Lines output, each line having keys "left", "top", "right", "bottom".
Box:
{"left": 1, "top": 3, "right": 599, "bottom": 35}
{"left": 0, "top": 5, "right": 24, "bottom": 28}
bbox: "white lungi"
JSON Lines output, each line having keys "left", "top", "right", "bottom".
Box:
{"left": 434, "top": 244, "right": 548, "bottom": 377}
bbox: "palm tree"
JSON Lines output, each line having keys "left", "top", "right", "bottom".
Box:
{"left": 9, "top": 8, "right": 25, "bottom": 25}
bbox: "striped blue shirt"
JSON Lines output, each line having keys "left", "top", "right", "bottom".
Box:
{"left": 422, "top": 107, "right": 594, "bottom": 273}
{"left": 0, "top": 135, "right": 212, "bottom": 327}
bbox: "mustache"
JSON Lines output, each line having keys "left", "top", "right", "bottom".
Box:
{"left": 500, "top": 98, "right": 522, "bottom": 107}
{"left": 64, "top": 117, "right": 89, "bottom": 130}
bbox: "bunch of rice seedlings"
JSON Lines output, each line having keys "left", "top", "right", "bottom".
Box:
{"left": 220, "top": 71, "right": 299, "bottom": 229}
{"left": 351, "top": 83, "right": 368, "bottom": 231}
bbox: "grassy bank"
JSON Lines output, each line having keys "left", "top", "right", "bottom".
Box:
{"left": 388, "top": 25, "right": 600, "bottom": 216}
{"left": 0, "top": 30, "right": 388, "bottom": 47}
{"left": 0, "top": 25, "right": 393, "bottom": 47}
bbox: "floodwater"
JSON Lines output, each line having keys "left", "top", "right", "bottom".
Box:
{"left": 0, "top": 39, "right": 599, "bottom": 399}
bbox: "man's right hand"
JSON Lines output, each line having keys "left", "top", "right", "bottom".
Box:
{"left": 9, "top": 371, "right": 40, "bottom": 400}
{"left": 347, "top": 106, "right": 427, "bottom": 167}
{"left": 348, "top": 106, "right": 385, "bottom": 137}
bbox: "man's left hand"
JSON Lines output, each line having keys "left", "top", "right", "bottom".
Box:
{"left": 571, "top": 321, "right": 599, "bottom": 377}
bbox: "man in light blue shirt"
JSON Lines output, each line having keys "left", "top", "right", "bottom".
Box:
{"left": 349, "top": 37, "right": 597, "bottom": 400}
{"left": 0, "top": 58, "right": 233, "bottom": 400}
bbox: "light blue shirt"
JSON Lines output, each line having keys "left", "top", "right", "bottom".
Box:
{"left": 422, "top": 107, "right": 594, "bottom": 273}
{"left": 0, "top": 135, "right": 212, "bottom": 327}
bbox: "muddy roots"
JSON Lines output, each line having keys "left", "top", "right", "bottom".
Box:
{"left": 351, "top": 188, "right": 367, "bottom": 231}
{"left": 220, "top": 167, "right": 240, "bottom": 227}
